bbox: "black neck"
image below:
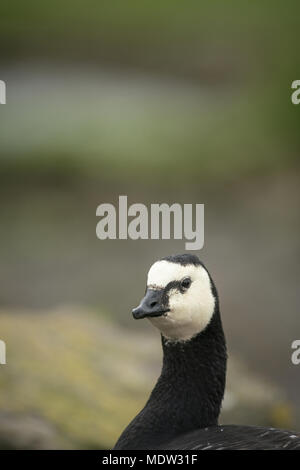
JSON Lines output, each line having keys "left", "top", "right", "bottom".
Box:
{"left": 114, "top": 307, "right": 227, "bottom": 450}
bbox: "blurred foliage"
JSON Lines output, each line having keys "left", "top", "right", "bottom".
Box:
{"left": 0, "top": 1, "right": 299, "bottom": 185}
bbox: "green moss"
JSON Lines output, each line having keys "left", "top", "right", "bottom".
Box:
{"left": 0, "top": 307, "right": 160, "bottom": 449}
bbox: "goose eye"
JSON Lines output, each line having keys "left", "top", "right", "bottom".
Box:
{"left": 180, "top": 277, "right": 191, "bottom": 289}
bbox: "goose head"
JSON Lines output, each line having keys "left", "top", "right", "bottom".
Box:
{"left": 132, "top": 254, "right": 217, "bottom": 342}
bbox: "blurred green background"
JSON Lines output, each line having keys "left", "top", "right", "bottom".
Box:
{"left": 0, "top": 1, "right": 299, "bottom": 449}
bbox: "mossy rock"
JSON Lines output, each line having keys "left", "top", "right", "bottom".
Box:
{"left": 0, "top": 307, "right": 160, "bottom": 449}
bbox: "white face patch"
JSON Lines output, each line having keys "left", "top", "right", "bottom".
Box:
{"left": 146, "top": 260, "right": 215, "bottom": 342}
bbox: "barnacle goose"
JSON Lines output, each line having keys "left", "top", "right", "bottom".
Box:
{"left": 114, "top": 254, "right": 300, "bottom": 450}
